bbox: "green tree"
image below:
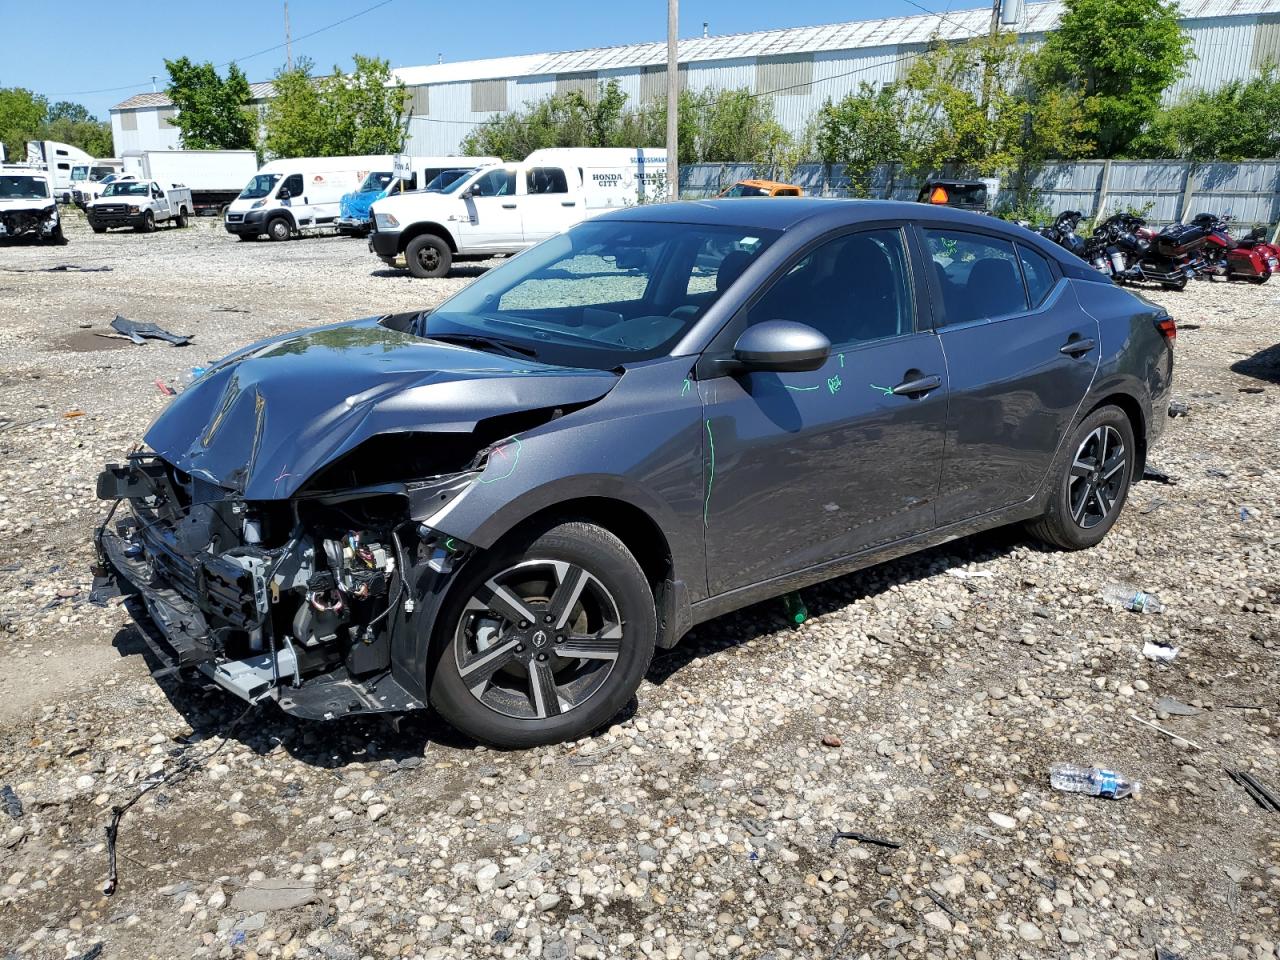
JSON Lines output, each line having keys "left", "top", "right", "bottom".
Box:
{"left": 46, "top": 101, "right": 93, "bottom": 124}
{"left": 39, "top": 115, "right": 113, "bottom": 157}
{"left": 164, "top": 57, "right": 256, "bottom": 150}
{"left": 0, "top": 87, "right": 48, "bottom": 161}
{"left": 262, "top": 55, "right": 407, "bottom": 158}
{"left": 1033, "top": 0, "right": 1192, "bottom": 157}
{"left": 1135, "top": 65, "right": 1280, "bottom": 160}
{"left": 816, "top": 83, "right": 906, "bottom": 196}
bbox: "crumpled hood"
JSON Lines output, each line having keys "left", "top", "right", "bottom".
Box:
{"left": 0, "top": 197, "right": 55, "bottom": 213}
{"left": 144, "top": 317, "right": 620, "bottom": 499}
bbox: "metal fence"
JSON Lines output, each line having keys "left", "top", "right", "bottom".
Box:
{"left": 678, "top": 160, "right": 1280, "bottom": 228}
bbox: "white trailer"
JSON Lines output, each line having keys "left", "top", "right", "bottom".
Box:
{"left": 123, "top": 150, "right": 258, "bottom": 216}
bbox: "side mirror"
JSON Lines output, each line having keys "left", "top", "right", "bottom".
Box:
{"left": 278, "top": 188, "right": 291, "bottom": 200}
{"left": 731, "top": 320, "right": 830, "bottom": 373}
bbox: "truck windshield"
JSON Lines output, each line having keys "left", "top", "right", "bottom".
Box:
{"left": 418, "top": 219, "right": 780, "bottom": 369}
{"left": 239, "top": 173, "right": 281, "bottom": 199}
{"left": 358, "top": 172, "right": 394, "bottom": 193}
{"left": 71, "top": 165, "right": 90, "bottom": 182}
{"left": 0, "top": 176, "right": 50, "bottom": 200}
{"left": 103, "top": 182, "right": 150, "bottom": 197}
{"left": 425, "top": 168, "right": 472, "bottom": 191}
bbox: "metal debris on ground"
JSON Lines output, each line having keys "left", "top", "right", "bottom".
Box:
{"left": 110, "top": 314, "right": 192, "bottom": 347}
{"left": 830, "top": 830, "right": 901, "bottom": 849}
{"left": 1140, "top": 497, "right": 1169, "bottom": 515}
{"left": 1239, "top": 386, "right": 1265, "bottom": 394}
{"left": 1, "top": 784, "right": 23, "bottom": 819}
{"left": 1129, "top": 712, "right": 1204, "bottom": 751}
{"left": 1168, "top": 401, "right": 1190, "bottom": 417}
{"left": 1142, "top": 466, "right": 1177, "bottom": 484}
{"left": 1157, "top": 696, "right": 1200, "bottom": 716}
{"left": 211, "top": 305, "right": 250, "bottom": 313}
{"left": 1225, "top": 769, "right": 1280, "bottom": 812}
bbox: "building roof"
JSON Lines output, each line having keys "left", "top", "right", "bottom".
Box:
{"left": 115, "top": 0, "right": 1280, "bottom": 109}
{"left": 114, "top": 81, "right": 275, "bottom": 111}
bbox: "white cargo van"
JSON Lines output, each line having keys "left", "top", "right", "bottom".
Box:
{"left": 368, "top": 148, "right": 666, "bottom": 277}
{"left": 224, "top": 156, "right": 393, "bottom": 241}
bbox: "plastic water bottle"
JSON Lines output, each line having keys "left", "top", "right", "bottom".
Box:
{"left": 1101, "top": 582, "right": 1163, "bottom": 614}
{"left": 1049, "top": 763, "right": 1140, "bottom": 800}
{"left": 782, "top": 592, "right": 808, "bottom": 626}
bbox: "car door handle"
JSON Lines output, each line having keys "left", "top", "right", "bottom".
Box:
{"left": 561, "top": 201, "right": 576, "bottom": 207}
{"left": 891, "top": 374, "right": 942, "bottom": 397}
{"left": 1060, "top": 337, "right": 1096, "bottom": 357}
{"left": 502, "top": 203, "right": 517, "bottom": 209}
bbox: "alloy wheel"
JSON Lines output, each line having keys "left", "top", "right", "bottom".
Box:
{"left": 453, "top": 559, "right": 624, "bottom": 720}
{"left": 1068, "top": 425, "right": 1127, "bottom": 529}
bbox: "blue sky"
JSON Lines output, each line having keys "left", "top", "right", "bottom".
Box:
{"left": 12, "top": 0, "right": 931, "bottom": 118}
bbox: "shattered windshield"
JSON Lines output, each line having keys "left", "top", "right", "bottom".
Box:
{"left": 418, "top": 219, "right": 779, "bottom": 369}
{"left": 239, "top": 173, "right": 281, "bottom": 199}
{"left": 0, "top": 176, "right": 50, "bottom": 200}
{"left": 358, "top": 171, "right": 394, "bottom": 193}
{"left": 103, "top": 181, "right": 150, "bottom": 197}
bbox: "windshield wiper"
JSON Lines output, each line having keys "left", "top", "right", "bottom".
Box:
{"left": 427, "top": 332, "right": 540, "bottom": 360}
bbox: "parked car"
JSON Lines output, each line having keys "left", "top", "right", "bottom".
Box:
{"left": 94, "top": 199, "right": 1174, "bottom": 748}
{"left": 224, "top": 156, "right": 394, "bottom": 241}
{"left": 718, "top": 178, "right": 803, "bottom": 197}
{"left": 0, "top": 168, "right": 66, "bottom": 244}
{"left": 369, "top": 147, "right": 666, "bottom": 278}
{"left": 336, "top": 156, "right": 500, "bottom": 236}
{"left": 86, "top": 179, "right": 193, "bottom": 232}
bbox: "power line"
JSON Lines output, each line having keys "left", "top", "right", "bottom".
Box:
{"left": 49, "top": 0, "right": 397, "bottom": 99}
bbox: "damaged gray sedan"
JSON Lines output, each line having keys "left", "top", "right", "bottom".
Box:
{"left": 95, "top": 200, "right": 1173, "bottom": 747}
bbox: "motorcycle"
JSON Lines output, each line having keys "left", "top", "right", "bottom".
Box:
{"left": 1103, "top": 213, "right": 1206, "bottom": 291}
{"left": 1035, "top": 210, "right": 1087, "bottom": 258}
{"left": 1191, "top": 212, "right": 1277, "bottom": 284}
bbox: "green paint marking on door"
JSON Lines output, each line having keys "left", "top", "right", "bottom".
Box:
{"left": 827, "top": 375, "right": 843, "bottom": 395}
{"left": 869, "top": 383, "right": 895, "bottom": 396}
{"left": 703, "top": 419, "right": 716, "bottom": 527}
{"left": 784, "top": 384, "right": 820, "bottom": 392}
{"left": 681, "top": 378, "right": 691, "bottom": 397}
{"left": 839, "top": 353, "right": 845, "bottom": 368}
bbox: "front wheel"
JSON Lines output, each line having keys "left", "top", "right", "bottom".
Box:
{"left": 50, "top": 225, "right": 68, "bottom": 246}
{"left": 1160, "top": 275, "right": 1188, "bottom": 291}
{"left": 1027, "top": 405, "right": 1136, "bottom": 551}
{"left": 267, "top": 217, "right": 291, "bottom": 242}
{"left": 90, "top": 224, "right": 106, "bottom": 234}
{"left": 405, "top": 234, "right": 452, "bottom": 278}
{"left": 137, "top": 211, "right": 156, "bottom": 233}
{"left": 429, "top": 521, "right": 656, "bottom": 748}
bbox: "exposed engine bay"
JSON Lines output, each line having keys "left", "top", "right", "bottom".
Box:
{"left": 0, "top": 202, "right": 63, "bottom": 243}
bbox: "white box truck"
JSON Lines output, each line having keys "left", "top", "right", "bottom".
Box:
{"left": 367, "top": 147, "right": 666, "bottom": 277}
{"left": 224, "top": 156, "right": 393, "bottom": 241}
{"left": 123, "top": 150, "right": 258, "bottom": 216}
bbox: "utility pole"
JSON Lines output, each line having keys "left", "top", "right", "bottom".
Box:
{"left": 666, "top": 0, "right": 679, "bottom": 201}
{"left": 285, "top": 1, "right": 292, "bottom": 70}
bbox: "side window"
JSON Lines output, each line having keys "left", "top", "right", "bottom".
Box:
{"left": 281, "top": 174, "right": 304, "bottom": 197}
{"left": 472, "top": 168, "right": 516, "bottom": 197}
{"left": 526, "top": 167, "right": 568, "bottom": 194}
{"left": 1017, "top": 243, "right": 1055, "bottom": 307}
{"left": 747, "top": 228, "right": 914, "bottom": 348}
{"left": 923, "top": 229, "right": 1028, "bottom": 326}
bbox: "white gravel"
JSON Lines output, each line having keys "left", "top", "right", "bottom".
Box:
{"left": 0, "top": 211, "right": 1278, "bottom": 960}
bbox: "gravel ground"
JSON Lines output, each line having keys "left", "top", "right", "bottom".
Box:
{"left": 0, "top": 211, "right": 1277, "bottom": 960}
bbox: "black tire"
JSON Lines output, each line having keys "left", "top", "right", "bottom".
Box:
{"left": 1160, "top": 275, "right": 1187, "bottom": 291}
{"left": 174, "top": 208, "right": 188, "bottom": 228}
{"left": 267, "top": 217, "right": 291, "bottom": 242}
{"left": 1027, "top": 404, "right": 1137, "bottom": 551}
{"left": 91, "top": 224, "right": 106, "bottom": 234}
{"left": 405, "top": 233, "right": 452, "bottom": 278}
{"left": 429, "top": 520, "right": 656, "bottom": 748}
{"left": 1249, "top": 270, "right": 1271, "bottom": 285}
{"left": 50, "top": 225, "right": 68, "bottom": 246}
{"left": 135, "top": 210, "right": 156, "bottom": 233}
{"left": 234, "top": 233, "right": 253, "bottom": 242}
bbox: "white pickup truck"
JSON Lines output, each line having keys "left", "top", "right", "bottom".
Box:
{"left": 86, "top": 179, "right": 194, "bottom": 233}
{"left": 368, "top": 148, "right": 666, "bottom": 277}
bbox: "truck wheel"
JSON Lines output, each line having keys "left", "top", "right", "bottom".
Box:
{"left": 91, "top": 224, "right": 106, "bottom": 234}
{"left": 174, "top": 208, "right": 188, "bottom": 228}
{"left": 405, "top": 234, "right": 452, "bottom": 278}
{"left": 137, "top": 211, "right": 156, "bottom": 233}
{"left": 267, "top": 217, "right": 291, "bottom": 242}
{"left": 50, "top": 225, "right": 68, "bottom": 246}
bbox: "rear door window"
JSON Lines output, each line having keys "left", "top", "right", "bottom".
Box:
{"left": 922, "top": 229, "right": 1028, "bottom": 326}
{"left": 1017, "top": 243, "right": 1056, "bottom": 307}
{"left": 526, "top": 167, "right": 569, "bottom": 194}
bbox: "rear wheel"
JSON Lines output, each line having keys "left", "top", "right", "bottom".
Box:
{"left": 429, "top": 521, "right": 656, "bottom": 748}
{"left": 1249, "top": 269, "right": 1271, "bottom": 285}
{"left": 1027, "top": 405, "right": 1136, "bottom": 551}
{"left": 267, "top": 217, "right": 291, "bottom": 242}
{"left": 405, "top": 234, "right": 452, "bottom": 278}
{"left": 174, "top": 208, "right": 188, "bottom": 228}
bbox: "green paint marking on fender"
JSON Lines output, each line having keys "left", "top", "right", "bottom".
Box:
{"left": 681, "top": 378, "right": 691, "bottom": 397}
{"left": 869, "top": 383, "right": 895, "bottom": 396}
{"left": 477, "top": 436, "right": 522, "bottom": 483}
{"left": 444, "top": 537, "right": 457, "bottom": 552}
{"left": 703, "top": 419, "right": 716, "bottom": 527}
{"left": 784, "top": 384, "right": 820, "bottom": 392}
{"left": 839, "top": 353, "right": 845, "bottom": 368}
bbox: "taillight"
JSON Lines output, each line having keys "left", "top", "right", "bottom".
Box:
{"left": 1155, "top": 317, "right": 1176, "bottom": 343}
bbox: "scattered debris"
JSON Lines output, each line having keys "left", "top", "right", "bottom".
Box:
{"left": 63, "top": 409, "right": 85, "bottom": 419}
{"left": 1103, "top": 583, "right": 1164, "bottom": 614}
{"left": 1142, "top": 466, "right": 1177, "bottom": 484}
{"left": 1049, "top": 763, "right": 1140, "bottom": 800}
{"left": 211, "top": 305, "right": 250, "bottom": 313}
{"left": 154, "top": 379, "right": 175, "bottom": 397}
{"left": 72, "top": 945, "right": 104, "bottom": 960}
{"left": 821, "top": 733, "right": 843, "bottom": 748}
{"left": 947, "top": 569, "right": 994, "bottom": 580}
{"left": 782, "top": 592, "right": 808, "bottom": 626}
{"left": 1140, "top": 496, "right": 1169, "bottom": 515}
{"left": 230, "top": 878, "right": 320, "bottom": 912}
{"left": 1168, "top": 400, "right": 1190, "bottom": 417}
{"left": 1239, "top": 386, "right": 1265, "bottom": 394}
{"left": 830, "top": 830, "right": 901, "bottom": 849}
{"left": 1143, "top": 640, "right": 1180, "bottom": 662}
{"left": 1129, "top": 712, "right": 1204, "bottom": 751}
{"left": 1225, "top": 769, "right": 1279, "bottom": 812}
{"left": 111, "top": 314, "right": 192, "bottom": 347}
{"left": 1, "top": 784, "right": 23, "bottom": 819}
{"left": 0, "top": 264, "right": 112, "bottom": 273}
{"left": 1157, "top": 696, "right": 1200, "bottom": 716}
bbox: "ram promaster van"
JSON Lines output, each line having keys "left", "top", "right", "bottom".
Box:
{"left": 336, "top": 155, "right": 499, "bottom": 236}
{"left": 224, "top": 156, "right": 393, "bottom": 241}
{"left": 368, "top": 147, "right": 666, "bottom": 277}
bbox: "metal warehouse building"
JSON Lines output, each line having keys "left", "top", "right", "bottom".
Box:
{"left": 111, "top": 0, "right": 1280, "bottom": 157}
